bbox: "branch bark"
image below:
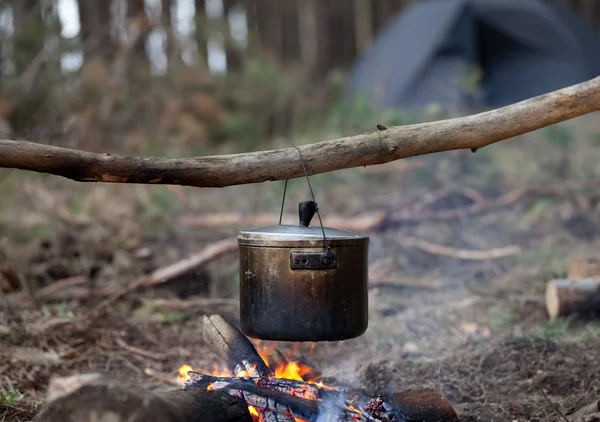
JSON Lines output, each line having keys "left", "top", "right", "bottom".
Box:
{"left": 1, "top": 76, "right": 600, "bottom": 188}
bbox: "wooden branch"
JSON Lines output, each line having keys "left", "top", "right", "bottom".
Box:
{"left": 91, "top": 239, "right": 237, "bottom": 314}
{"left": 397, "top": 234, "right": 521, "bottom": 260}
{"left": 545, "top": 278, "right": 600, "bottom": 319}
{"left": 2, "top": 76, "right": 600, "bottom": 188}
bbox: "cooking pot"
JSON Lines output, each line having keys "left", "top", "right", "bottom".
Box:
{"left": 238, "top": 200, "right": 369, "bottom": 342}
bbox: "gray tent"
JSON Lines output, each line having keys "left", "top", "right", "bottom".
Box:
{"left": 346, "top": 0, "right": 600, "bottom": 112}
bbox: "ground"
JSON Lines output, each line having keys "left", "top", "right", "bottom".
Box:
{"left": 1, "top": 115, "right": 600, "bottom": 421}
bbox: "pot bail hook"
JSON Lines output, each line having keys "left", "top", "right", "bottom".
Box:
{"left": 278, "top": 146, "right": 334, "bottom": 262}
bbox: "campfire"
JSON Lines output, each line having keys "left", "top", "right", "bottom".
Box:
{"left": 175, "top": 315, "right": 450, "bottom": 422}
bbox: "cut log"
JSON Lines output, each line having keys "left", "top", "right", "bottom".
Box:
{"left": 568, "top": 257, "right": 600, "bottom": 278}
{"left": 545, "top": 278, "right": 600, "bottom": 319}
{"left": 33, "top": 375, "right": 252, "bottom": 422}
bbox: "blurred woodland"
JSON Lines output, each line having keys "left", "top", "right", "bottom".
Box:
{"left": 3, "top": 3, "right": 600, "bottom": 421}
{"left": 1, "top": 0, "right": 599, "bottom": 156}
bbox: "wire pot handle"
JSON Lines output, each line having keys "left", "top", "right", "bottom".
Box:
{"left": 278, "top": 147, "right": 333, "bottom": 260}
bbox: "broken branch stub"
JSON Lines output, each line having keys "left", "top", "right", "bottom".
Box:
{"left": 1, "top": 76, "right": 599, "bottom": 188}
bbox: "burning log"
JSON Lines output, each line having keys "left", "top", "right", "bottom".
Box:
{"left": 545, "top": 278, "right": 600, "bottom": 319}
{"left": 189, "top": 314, "right": 459, "bottom": 422}
{"left": 185, "top": 376, "right": 383, "bottom": 421}
{"left": 263, "top": 347, "right": 289, "bottom": 373}
{"left": 202, "top": 315, "right": 290, "bottom": 421}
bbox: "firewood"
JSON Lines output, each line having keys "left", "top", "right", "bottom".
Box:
{"left": 262, "top": 347, "right": 289, "bottom": 372}
{"left": 568, "top": 257, "right": 600, "bottom": 278}
{"left": 33, "top": 375, "right": 253, "bottom": 422}
{"left": 202, "top": 314, "right": 272, "bottom": 377}
{"left": 545, "top": 278, "right": 600, "bottom": 319}
{"left": 1, "top": 76, "right": 599, "bottom": 188}
{"left": 397, "top": 234, "right": 520, "bottom": 260}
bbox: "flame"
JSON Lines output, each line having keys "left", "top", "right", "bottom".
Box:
{"left": 178, "top": 364, "right": 193, "bottom": 385}
{"left": 248, "top": 406, "right": 259, "bottom": 420}
{"left": 274, "top": 361, "right": 313, "bottom": 381}
{"left": 176, "top": 342, "right": 330, "bottom": 422}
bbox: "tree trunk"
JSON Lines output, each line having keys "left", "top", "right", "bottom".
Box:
{"left": 297, "top": 0, "right": 319, "bottom": 70}
{"left": 281, "top": 0, "right": 299, "bottom": 62}
{"left": 223, "top": 0, "right": 243, "bottom": 72}
{"left": 353, "top": 0, "right": 373, "bottom": 55}
{"left": 126, "top": 0, "right": 149, "bottom": 67}
{"left": 161, "top": 0, "right": 181, "bottom": 68}
{"left": 10, "top": 0, "right": 44, "bottom": 73}
{"left": 78, "top": 0, "right": 116, "bottom": 61}
{"left": 194, "top": 0, "right": 208, "bottom": 65}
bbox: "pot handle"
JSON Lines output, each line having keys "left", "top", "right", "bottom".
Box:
{"left": 290, "top": 251, "right": 337, "bottom": 270}
{"left": 299, "top": 201, "right": 317, "bottom": 227}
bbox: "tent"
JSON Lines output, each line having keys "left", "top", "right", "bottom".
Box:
{"left": 346, "top": 0, "right": 600, "bottom": 112}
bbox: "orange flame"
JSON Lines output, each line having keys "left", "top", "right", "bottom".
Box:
{"left": 248, "top": 406, "right": 259, "bottom": 421}
{"left": 178, "top": 364, "right": 193, "bottom": 385}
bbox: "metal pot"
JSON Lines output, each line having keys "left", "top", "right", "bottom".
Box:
{"left": 238, "top": 200, "right": 369, "bottom": 342}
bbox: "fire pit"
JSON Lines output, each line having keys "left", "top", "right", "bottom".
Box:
{"left": 178, "top": 314, "right": 459, "bottom": 422}
{"left": 32, "top": 313, "right": 458, "bottom": 422}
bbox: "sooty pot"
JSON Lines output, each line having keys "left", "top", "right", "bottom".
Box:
{"left": 238, "top": 200, "right": 369, "bottom": 342}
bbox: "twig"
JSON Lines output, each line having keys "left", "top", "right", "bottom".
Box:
{"left": 539, "top": 388, "right": 569, "bottom": 422}
{"left": 37, "top": 276, "right": 90, "bottom": 298}
{"left": 114, "top": 337, "right": 168, "bottom": 361}
{"left": 143, "top": 368, "right": 180, "bottom": 386}
{"left": 1, "top": 76, "right": 599, "bottom": 188}
{"left": 397, "top": 234, "right": 520, "bottom": 260}
{"left": 143, "top": 238, "right": 238, "bottom": 288}
{"left": 394, "top": 177, "right": 600, "bottom": 222}
{"left": 91, "top": 238, "right": 238, "bottom": 314}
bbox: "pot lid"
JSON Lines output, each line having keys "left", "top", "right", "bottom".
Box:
{"left": 238, "top": 201, "right": 369, "bottom": 247}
